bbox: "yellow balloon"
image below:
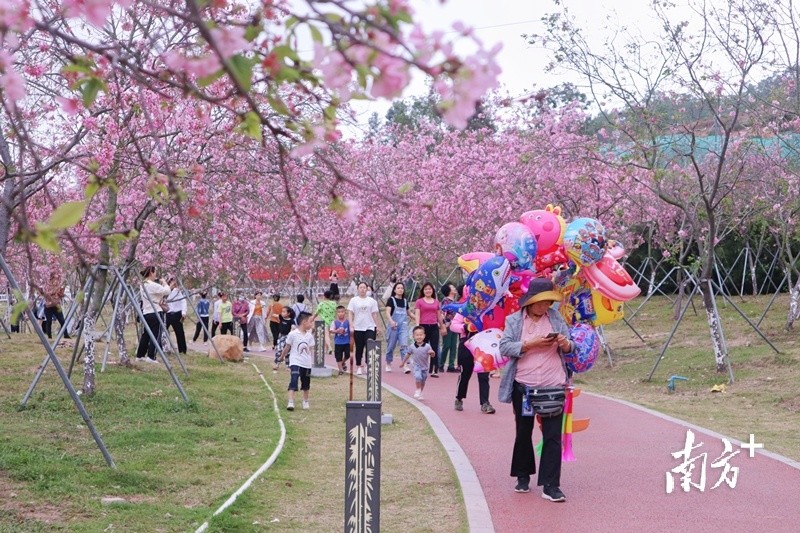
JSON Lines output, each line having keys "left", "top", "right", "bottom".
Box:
{"left": 591, "top": 289, "right": 624, "bottom": 326}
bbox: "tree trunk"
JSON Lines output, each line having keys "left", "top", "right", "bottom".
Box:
{"left": 82, "top": 170, "right": 119, "bottom": 391}
{"left": 699, "top": 280, "right": 728, "bottom": 372}
{"left": 647, "top": 266, "right": 657, "bottom": 298}
{"left": 115, "top": 290, "right": 132, "bottom": 367}
{"left": 673, "top": 269, "right": 685, "bottom": 321}
{"left": 0, "top": 127, "right": 16, "bottom": 256}
{"left": 748, "top": 248, "right": 758, "bottom": 296}
{"left": 787, "top": 274, "right": 800, "bottom": 330}
{"left": 82, "top": 309, "right": 98, "bottom": 396}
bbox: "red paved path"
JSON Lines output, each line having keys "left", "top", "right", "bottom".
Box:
{"left": 378, "top": 366, "right": 800, "bottom": 533}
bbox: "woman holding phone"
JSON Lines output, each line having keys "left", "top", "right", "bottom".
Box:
{"left": 499, "top": 278, "right": 574, "bottom": 501}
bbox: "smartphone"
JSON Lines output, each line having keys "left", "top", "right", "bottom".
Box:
{"left": 545, "top": 332, "right": 558, "bottom": 339}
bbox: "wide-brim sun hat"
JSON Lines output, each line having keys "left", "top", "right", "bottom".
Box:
{"left": 518, "top": 278, "right": 562, "bottom": 308}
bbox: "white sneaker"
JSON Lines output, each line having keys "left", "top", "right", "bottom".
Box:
{"left": 413, "top": 390, "right": 420, "bottom": 399}
{"left": 418, "top": 394, "right": 424, "bottom": 400}
{"left": 302, "top": 401, "right": 310, "bottom": 410}
{"left": 385, "top": 365, "right": 392, "bottom": 373}
{"left": 287, "top": 401, "right": 295, "bottom": 411}
{"left": 356, "top": 367, "right": 363, "bottom": 376}
{"left": 260, "top": 344, "right": 266, "bottom": 351}
{"left": 404, "top": 363, "right": 411, "bottom": 374}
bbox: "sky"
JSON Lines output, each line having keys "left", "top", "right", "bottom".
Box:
{"left": 345, "top": 0, "right": 667, "bottom": 130}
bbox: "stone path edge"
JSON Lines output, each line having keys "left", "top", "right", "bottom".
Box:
{"left": 380, "top": 380, "right": 495, "bottom": 533}
{"left": 586, "top": 391, "right": 800, "bottom": 470}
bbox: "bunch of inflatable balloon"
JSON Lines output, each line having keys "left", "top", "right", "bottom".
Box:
{"left": 444, "top": 204, "right": 641, "bottom": 374}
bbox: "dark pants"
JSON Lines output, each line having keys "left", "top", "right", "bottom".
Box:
{"left": 239, "top": 321, "right": 249, "bottom": 348}
{"left": 270, "top": 321, "right": 280, "bottom": 347}
{"left": 136, "top": 312, "right": 161, "bottom": 360}
{"left": 193, "top": 316, "right": 209, "bottom": 342}
{"left": 353, "top": 329, "right": 376, "bottom": 366}
{"left": 456, "top": 339, "right": 489, "bottom": 404}
{"left": 165, "top": 311, "right": 187, "bottom": 354}
{"left": 440, "top": 330, "right": 459, "bottom": 369}
{"left": 44, "top": 306, "right": 70, "bottom": 339}
{"left": 422, "top": 323, "right": 440, "bottom": 373}
{"left": 288, "top": 366, "right": 312, "bottom": 391}
{"left": 510, "top": 383, "right": 563, "bottom": 488}
{"left": 220, "top": 321, "right": 233, "bottom": 335}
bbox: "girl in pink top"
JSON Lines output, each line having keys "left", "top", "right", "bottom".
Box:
{"left": 414, "top": 282, "right": 443, "bottom": 376}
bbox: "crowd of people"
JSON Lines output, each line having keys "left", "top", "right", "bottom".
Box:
{"left": 7, "top": 266, "right": 574, "bottom": 501}
{"left": 131, "top": 267, "right": 574, "bottom": 501}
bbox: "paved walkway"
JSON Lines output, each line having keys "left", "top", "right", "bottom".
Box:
{"left": 377, "top": 364, "right": 800, "bottom": 533}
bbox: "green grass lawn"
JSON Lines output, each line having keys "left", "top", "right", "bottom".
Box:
{"left": 0, "top": 330, "right": 465, "bottom": 532}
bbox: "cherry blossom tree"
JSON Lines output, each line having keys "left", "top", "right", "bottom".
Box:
{"left": 536, "top": 0, "right": 773, "bottom": 376}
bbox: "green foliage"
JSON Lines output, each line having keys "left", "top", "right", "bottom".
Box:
{"left": 228, "top": 54, "right": 254, "bottom": 92}
{"left": 237, "top": 112, "right": 262, "bottom": 140}
{"left": 48, "top": 201, "right": 86, "bottom": 230}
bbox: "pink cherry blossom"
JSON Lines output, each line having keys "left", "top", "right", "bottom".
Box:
{"left": 209, "top": 26, "right": 250, "bottom": 58}
{"left": 57, "top": 96, "right": 82, "bottom": 115}
{"left": 0, "top": 68, "right": 25, "bottom": 102}
{"left": 313, "top": 43, "right": 352, "bottom": 92}
{"left": 371, "top": 54, "right": 410, "bottom": 98}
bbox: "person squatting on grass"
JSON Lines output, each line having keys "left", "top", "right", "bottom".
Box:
{"left": 330, "top": 305, "right": 351, "bottom": 375}
{"left": 407, "top": 325, "right": 435, "bottom": 400}
{"left": 279, "top": 312, "right": 315, "bottom": 411}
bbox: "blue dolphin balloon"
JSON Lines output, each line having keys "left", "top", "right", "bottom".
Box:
{"left": 443, "top": 256, "right": 512, "bottom": 331}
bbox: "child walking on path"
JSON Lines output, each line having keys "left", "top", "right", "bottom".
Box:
{"left": 273, "top": 307, "right": 294, "bottom": 370}
{"left": 278, "top": 312, "right": 315, "bottom": 411}
{"left": 415, "top": 282, "right": 443, "bottom": 377}
{"left": 315, "top": 290, "right": 338, "bottom": 355}
{"left": 193, "top": 292, "right": 210, "bottom": 343}
{"left": 407, "top": 326, "right": 435, "bottom": 400}
{"left": 330, "top": 306, "right": 351, "bottom": 375}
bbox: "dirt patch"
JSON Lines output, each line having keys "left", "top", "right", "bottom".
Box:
{"left": 0, "top": 472, "right": 65, "bottom": 525}
{"left": 778, "top": 395, "right": 800, "bottom": 413}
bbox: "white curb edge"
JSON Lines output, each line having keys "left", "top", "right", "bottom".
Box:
{"left": 380, "top": 380, "right": 496, "bottom": 533}
{"left": 195, "top": 362, "right": 287, "bottom": 533}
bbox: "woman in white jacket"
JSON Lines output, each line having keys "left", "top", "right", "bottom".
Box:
{"left": 247, "top": 290, "right": 269, "bottom": 351}
{"left": 136, "top": 266, "right": 171, "bottom": 362}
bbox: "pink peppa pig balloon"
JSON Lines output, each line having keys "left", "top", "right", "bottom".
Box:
{"left": 520, "top": 204, "right": 567, "bottom": 256}
{"left": 495, "top": 222, "right": 537, "bottom": 271}
{"left": 465, "top": 328, "right": 509, "bottom": 373}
